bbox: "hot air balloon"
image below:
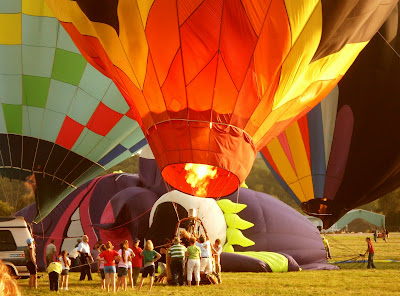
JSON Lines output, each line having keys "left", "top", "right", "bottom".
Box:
{"left": 0, "top": 0, "right": 146, "bottom": 219}
{"left": 45, "top": 0, "right": 396, "bottom": 198}
{"left": 261, "top": 4, "right": 400, "bottom": 228}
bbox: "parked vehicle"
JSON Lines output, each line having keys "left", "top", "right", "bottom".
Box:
{"left": 0, "top": 216, "right": 33, "bottom": 278}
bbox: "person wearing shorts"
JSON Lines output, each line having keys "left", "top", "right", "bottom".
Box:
{"left": 99, "top": 241, "right": 121, "bottom": 293}
{"left": 59, "top": 250, "right": 71, "bottom": 290}
{"left": 138, "top": 240, "right": 161, "bottom": 291}
{"left": 117, "top": 241, "right": 132, "bottom": 292}
{"left": 24, "top": 238, "right": 37, "bottom": 289}
{"left": 97, "top": 244, "right": 106, "bottom": 289}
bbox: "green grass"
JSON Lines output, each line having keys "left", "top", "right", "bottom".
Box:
{"left": 20, "top": 233, "right": 400, "bottom": 295}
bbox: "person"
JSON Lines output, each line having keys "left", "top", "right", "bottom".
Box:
{"left": 97, "top": 244, "right": 107, "bottom": 289}
{"left": 59, "top": 250, "right": 71, "bottom": 290}
{"left": 196, "top": 234, "right": 213, "bottom": 277}
{"left": 130, "top": 238, "right": 143, "bottom": 287}
{"left": 212, "top": 238, "right": 222, "bottom": 283}
{"left": 364, "top": 237, "right": 376, "bottom": 269}
{"left": 91, "top": 241, "right": 100, "bottom": 272}
{"left": 385, "top": 228, "right": 389, "bottom": 239}
{"left": 45, "top": 239, "right": 57, "bottom": 266}
{"left": 373, "top": 229, "right": 378, "bottom": 242}
{"left": 24, "top": 238, "right": 37, "bottom": 289}
{"left": 99, "top": 241, "right": 121, "bottom": 293}
{"left": 0, "top": 260, "right": 21, "bottom": 296}
{"left": 138, "top": 240, "right": 161, "bottom": 291}
{"left": 69, "top": 239, "right": 81, "bottom": 270}
{"left": 180, "top": 230, "right": 190, "bottom": 247}
{"left": 77, "top": 235, "right": 93, "bottom": 281}
{"left": 117, "top": 241, "right": 133, "bottom": 292}
{"left": 382, "top": 229, "right": 387, "bottom": 242}
{"left": 168, "top": 236, "right": 186, "bottom": 286}
{"left": 47, "top": 261, "right": 62, "bottom": 292}
{"left": 186, "top": 236, "right": 201, "bottom": 287}
{"left": 322, "top": 236, "right": 332, "bottom": 259}
{"left": 156, "top": 238, "right": 171, "bottom": 283}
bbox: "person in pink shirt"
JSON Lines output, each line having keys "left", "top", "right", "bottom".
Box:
{"left": 130, "top": 238, "right": 143, "bottom": 287}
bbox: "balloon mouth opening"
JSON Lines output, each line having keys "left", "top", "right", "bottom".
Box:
{"left": 162, "top": 163, "right": 239, "bottom": 198}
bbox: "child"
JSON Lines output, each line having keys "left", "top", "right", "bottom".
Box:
{"left": 59, "top": 250, "right": 71, "bottom": 290}
{"left": 117, "top": 241, "right": 132, "bottom": 292}
{"left": 212, "top": 238, "right": 222, "bottom": 283}
{"left": 99, "top": 241, "right": 121, "bottom": 293}
{"left": 186, "top": 237, "right": 201, "bottom": 287}
{"left": 47, "top": 261, "right": 62, "bottom": 292}
{"left": 97, "top": 244, "right": 106, "bottom": 289}
{"left": 138, "top": 240, "right": 161, "bottom": 291}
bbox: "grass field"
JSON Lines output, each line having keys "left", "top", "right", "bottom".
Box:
{"left": 19, "top": 233, "right": 400, "bottom": 295}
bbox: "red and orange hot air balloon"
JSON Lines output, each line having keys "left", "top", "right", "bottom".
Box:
{"left": 45, "top": 0, "right": 397, "bottom": 198}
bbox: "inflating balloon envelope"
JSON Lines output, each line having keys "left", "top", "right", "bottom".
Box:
{"left": 45, "top": 0, "right": 396, "bottom": 198}
{"left": 261, "top": 3, "right": 400, "bottom": 228}
{"left": 0, "top": 0, "right": 146, "bottom": 219}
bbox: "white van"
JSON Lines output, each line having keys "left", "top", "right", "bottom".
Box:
{"left": 0, "top": 216, "right": 33, "bottom": 278}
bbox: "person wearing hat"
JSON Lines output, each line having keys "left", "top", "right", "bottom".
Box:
{"left": 168, "top": 236, "right": 187, "bottom": 286}
{"left": 24, "top": 238, "right": 37, "bottom": 289}
{"left": 130, "top": 238, "right": 143, "bottom": 287}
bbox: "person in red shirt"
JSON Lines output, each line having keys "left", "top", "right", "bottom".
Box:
{"left": 130, "top": 238, "right": 143, "bottom": 287}
{"left": 364, "top": 237, "right": 376, "bottom": 269}
{"left": 99, "top": 241, "right": 121, "bottom": 292}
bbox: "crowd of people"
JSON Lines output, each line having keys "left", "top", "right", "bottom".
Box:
{"left": 24, "top": 231, "right": 223, "bottom": 292}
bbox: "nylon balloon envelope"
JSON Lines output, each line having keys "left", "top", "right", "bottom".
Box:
{"left": 45, "top": 0, "right": 396, "bottom": 198}
{"left": 261, "top": 4, "right": 400, "bottom": 228}
{"left": 0, "top": 0, "right": 146, "bottom": 219}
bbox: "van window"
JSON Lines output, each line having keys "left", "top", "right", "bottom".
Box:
{"left": 0, "top": 230, "right": 17, "bottom": 251}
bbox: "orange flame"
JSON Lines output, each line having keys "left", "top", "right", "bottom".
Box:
{"left": 184, "top": 163, "right": 218, "bottom": 197}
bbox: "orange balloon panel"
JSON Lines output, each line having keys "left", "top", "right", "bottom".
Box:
{"left": 46, "top": 0, "right": 396, "bottom": 197}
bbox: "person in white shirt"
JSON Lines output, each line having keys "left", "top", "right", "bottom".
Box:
{"left": 117, "top": 241, "right": 133, "bottom": 292}
{"left": 195, "top": 234, "right": 213, "bottom": 276}
{"left": 77, "top": 235, "right": 93, "bottom": 281}
{"left": 59, "top": 250, "right": 71, "bottom": 290}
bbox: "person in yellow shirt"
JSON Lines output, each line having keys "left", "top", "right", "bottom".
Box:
{"left": 322, "top": 236, "right": 332, "bottom": 259}
{"left": 47, "top": 261, "right": 62, "bottom": 292}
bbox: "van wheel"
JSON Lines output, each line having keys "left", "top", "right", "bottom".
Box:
{"left": 6, "top": 266, "right": 16, "bottom": 277}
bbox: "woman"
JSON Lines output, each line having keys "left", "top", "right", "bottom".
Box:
{"left": 117, "top": 241, "right": 132, "bottom": 291}
{"left": 138, "top": 240, "right": 161, "bottom": 291}
{"left": 59, "top": 250, "right": 71, "bottom": 290}
{"left": 186, "top": 237, "right": 201, "bottom": 287}
{"left": 97, "top": 244, "right": 106, "bottom": 289}
{"left": 24, "top": 238, "right": 37, "bottom": 289}
{"left": 99, "top": 241, "right": 121, "bottom": 292}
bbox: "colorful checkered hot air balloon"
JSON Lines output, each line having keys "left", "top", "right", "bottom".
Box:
{"left": 45, "top": 0, "right": 397, "bottom": 198}
{"left": 261, "top": 4, "right": 400, "bottom": 228}
{"left": 0, "top": 0, "right": 146, "bottom": 219}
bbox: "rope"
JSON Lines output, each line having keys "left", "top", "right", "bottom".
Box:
{"left": 378, "top": 31, "right": 400, "bottom": 59}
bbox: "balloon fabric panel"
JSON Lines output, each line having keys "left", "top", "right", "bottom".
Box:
{"left": 45, "top": 0, "right": 397, "bottom": 198}
{"left": 0, "top": 0, "right": 146, "bottom": 220}
{"left": 262, "top": 2, "right": 400, "bottom": 227}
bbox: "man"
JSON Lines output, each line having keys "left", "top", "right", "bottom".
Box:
{"left": 322, "top": 236, "right": 332, "bottom": 259}
{"left": 196, "top": 234, "right": 213, "bottom": 277}
{"left": 167, "top": 237, "right": 186, "bottom": 286}
{"left": 364, "top": 237, "right": 376, "bottom": 269}
{"left": 77, "top": 235, "right": 94, "bottom": 280}
{"left": 45, "top": 239, "right": 57, "bottom": 266}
